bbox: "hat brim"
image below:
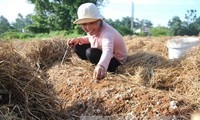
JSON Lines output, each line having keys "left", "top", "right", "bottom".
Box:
{"left": 73, "top": 18, "right": 101, "bottom": 24}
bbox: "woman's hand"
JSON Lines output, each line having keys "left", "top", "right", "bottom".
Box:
{"left": 93, "top": 64, "right": 107, "bottom": 80}
{"left": 67, "top": 38, "right": 80, "bottom": 48}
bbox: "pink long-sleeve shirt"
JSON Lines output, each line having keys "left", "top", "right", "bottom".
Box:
{"left": 79, "top": 22, "right": 128, "bottom": 70}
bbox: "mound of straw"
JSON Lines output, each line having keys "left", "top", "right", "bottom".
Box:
{"left": 24, "top": 38, "right": 71, "bottom": 70}
{"left": 0, "top": 42, "right": 67, "bottom": 119}
{"left": 121, "top": 36, "right": 200, "bottom": 105}
{"left": 117, "top": 36, "right": 169, "bottom": 85}
{"left": 1, "top": 36, "right": 200, "bottom": 119}
{"left": 151, "top": 45, "right": 200, "bottom": 105}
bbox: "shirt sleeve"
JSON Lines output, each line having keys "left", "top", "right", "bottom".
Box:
{"left": 79, "top": 36, "right": 89, "bottom": 45}
{"left": 97, "top": 33, "right": 114, "bottom": 70}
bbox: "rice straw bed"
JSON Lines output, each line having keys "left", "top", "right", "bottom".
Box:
{"left": 0, "top": 40, "right": 69, "bottom": 119}
{"left": 0, "top": 36, "right": 200, "bottom": 119}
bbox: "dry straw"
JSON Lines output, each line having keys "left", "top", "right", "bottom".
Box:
{"left": 24, "top": 38, "right": 71, "bottom": 70}
{"left": 0, "top": 40, "right": 70, "bottom": 119}
{"left": 118, "top": 36, "right": 200, "bottom": 117}
{"left": 1, "top": 36, "right": 200, "bottom": 119}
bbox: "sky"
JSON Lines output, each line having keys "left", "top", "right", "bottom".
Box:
{"left": 0, "top": 0, "right": 200, "bottom": 27}
{"left": 0, "top": 0, "right": 34, "bottom": 22}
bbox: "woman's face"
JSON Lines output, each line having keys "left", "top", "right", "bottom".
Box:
{"left": 81, "top": 20, "right": 102, "bottom": 36}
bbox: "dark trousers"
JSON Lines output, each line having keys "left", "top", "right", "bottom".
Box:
{"left": 74, "top": 44, "right": 121, "bottom": 72}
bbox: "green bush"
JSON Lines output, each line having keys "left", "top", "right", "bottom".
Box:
{"left": 0, "top": 30, "right": 84, "bottom": 41}
{"left": 1, "top": 31, "right": 20, "bottom": 39}
{"left": 151, "top": 27, "right": 172, "bottom": 36}
{"left": 20, "top": 33, "right": 35, "bottom": 39}
{"left": 1, "top": 31, "right": 35, "bottom": 40}
{"left": 33, "top": 30, "right": 83, "bottom": 39}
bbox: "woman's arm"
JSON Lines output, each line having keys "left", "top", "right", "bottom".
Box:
{"left": 67, "top": 36, "right": 89, "bottom": 47}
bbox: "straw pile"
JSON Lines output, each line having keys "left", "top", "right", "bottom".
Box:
{"left": 117, "top": 36, "right": 170, "bottom": 85}
{"left": 151, "top": 45, "right": 200, "bottom": 105}
{"left": 0, "top": 41, "right": 69, "bottom": 119}
{"left": 120, "top": 36, "right": 200, "bottom": 103}
{"left": 45, "top": 36, "right": 200, "bottom": 119}
{"left": 1, "top": 36, "right": 200, "bottom": 119}
{"left": 23, "top": 38, "right": 71, "bottom": 70}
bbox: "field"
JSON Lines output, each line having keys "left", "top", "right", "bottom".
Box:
{"left": 0, "top": 36, "right": 200, "bottom": 120}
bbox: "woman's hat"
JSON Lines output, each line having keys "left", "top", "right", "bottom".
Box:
{"left": 73, "top": 3, "right": 104, "bottom": 24}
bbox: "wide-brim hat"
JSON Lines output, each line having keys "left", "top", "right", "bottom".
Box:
{"left": 73, "top": 3, "right": 104, "bottom": 24}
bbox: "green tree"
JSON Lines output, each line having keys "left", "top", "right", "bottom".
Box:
{"left": 12, "top": 14, "right": 33, "bottom": 32}
{"left": 105, "top": 17, "right": 153, "bottom": 36}
{"left": 133, "top": 18, "right": 141, "bottom": 30}
{"left": 0, "top": 16, "right": 12, "bottom": 36}
{"left": 168, "top": 16, "right": 183, "bottom": 35}
{"left": 185, "top": 10, "right": 199, "bottom": 36}
{"left": 187, "top": 22, "right": 199, "bottom": 35}
{"left": 121, "top": 17, "right": 131, "bottom": 28}
{"left": 27, "top": 0, "right": 107, "bottom": 33}
{"left": 193, "top": 16, "right": 200, "bottom": 35}
{"left": 105, "top": 18, "right": 133, "bottom": 36}
{"left": 168, "top": 10, "right": 199, "bottom": 36}
{"left": 185, "top": 9, "right": 197, "bottom": 24}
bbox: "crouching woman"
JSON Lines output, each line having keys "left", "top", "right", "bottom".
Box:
{"left": 67, "top": 3, "right": 128, "bottom": 81}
